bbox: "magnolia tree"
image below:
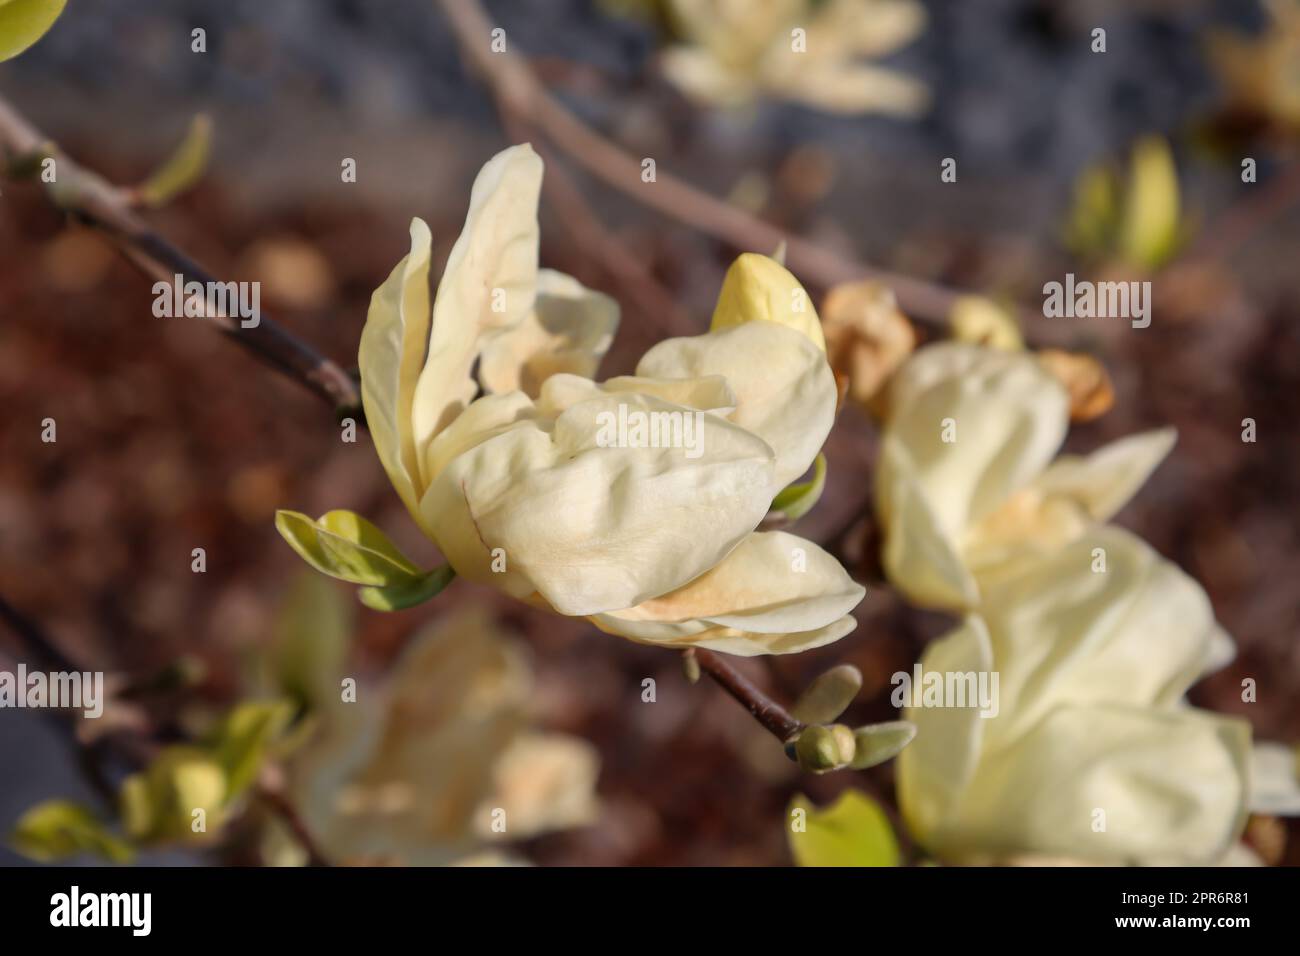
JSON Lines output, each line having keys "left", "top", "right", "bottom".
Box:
{"left": 2, "top": 0, "right": 1299, "bottom": 869}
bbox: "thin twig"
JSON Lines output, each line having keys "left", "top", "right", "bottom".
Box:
{"left": 688, "top": 648, "right": 803, "bottom": 742}
{"left": 255, "top": 780, "right": 332, "bottom": 867}
{"left": 436, "top": 0, "right": 971, "bottom": 326}
{"left": 0, "top": 93, "right": 362, "bottom": 416}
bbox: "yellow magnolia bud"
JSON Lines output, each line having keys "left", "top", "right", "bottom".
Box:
{"left": 710, "top": 253, "right": 826, "bottom": 351}
{"left": 948, "top": 295, "right": 1023, "bottom": 351}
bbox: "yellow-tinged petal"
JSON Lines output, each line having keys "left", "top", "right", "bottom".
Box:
{"left": 422, "top": 391, "right": 776, "bottom": 616}
{"left": 897, "top": 615, "right": 993, "bottom": 846}
{"left": 359, "top": 218, "right": 433, "bottom": 521}
{"left": 942, "top": 704, "right": 1249, "bottom": 865}
{"left": 948, "top": 295, "right": 1023, "bottom": 351}
{"left": 976, "top": 528, "right": 1222, "bottom": 748}
{"left": 591, "top": 530, "right": 865, "bottom": 640}
{"left": 637, "top": 320, "right": 836, "bottom": 487}
{"left": 410, "top": 144, "right": 543, "bottom": 466}
{"left": 884, "top": 343, "right": 1068, "bottom": 538}
{"left": 474, "top": 733, "right": 601, "bottom": 839}
{"left": 1033, "top": 427, "right": 1176, "bottom": 523}
{"left": 477, "top": 269, "right": 619, "bottom": 398}
{"left": 708, "top": 253, "right": 826, "bottom": 351}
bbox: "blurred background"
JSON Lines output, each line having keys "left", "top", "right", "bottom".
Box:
{"left": 1, "top": 0, "right": 1297, "bottom": 865}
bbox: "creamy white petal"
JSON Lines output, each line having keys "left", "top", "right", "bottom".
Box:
{"left": 897, "top": 615, "right": 993, "bottom": 849}
{"left": 875, "top": 434, "right": 979, "bottom": 611}
{"left": 977, "top": 528, "right": 1220, "bottom": 747}
{"left": 591, "top": 531, "right": 865, "bottom": 640}
{"left": 477, "top": 269, "right": 619, "bottom": 398}
{"left": 884, "top": 343, "right": 1069, "bottom": 536}
{"left": 1034, "top": 427, "right": 1177, "bottom": 522}
{"left": 422, "top": 391, "right": 776, "bottom": 615}
{"left": 410, "top": 145, "right": 543, "bottom": 468}
{"left": 940, "top": 703, "right": 1250, "bottom": 866}
{"left": 358, "top": 218, "right": 433, "bottom": 521}
{"left": 636, "top": 321, "right": 836, "bottom": 488}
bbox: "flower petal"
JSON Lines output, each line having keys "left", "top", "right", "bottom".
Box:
{"left": 947, "top": 703, "right": 1250, "bottom": 865}
{"left": 897, "top": 615, "right": 993, "bottom": 850}
{"left": 410, "top": 144, "right": 543, "bottom": 467}
{"left": 1034, "top": 427, "right": 1176, "bottom": 522}
{"left": 358, "top": 218, "right": 433, "bottom": 521}
{"left": 977, "top": 527, "right": 1222, "bottom": 747}
{"left": 884, "top": 343, "right": 1069, "bottom": 537}
{"left": 709, "top": 253, "right": 826, "bottom": 351}
{"left": 637, "top": 320, "right": 836, "bottom": 487}
{"left": 592, "top": 530, "right": 865, "bottom": 640}
{"left": 422, "top": 391, "right": 776, "bottom": 615}
{"left": 477, "top": 269, "right": 619, "bottom": 398}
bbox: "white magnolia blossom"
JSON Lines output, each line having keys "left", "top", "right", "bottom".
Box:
{"left": 359, "top": 144, "right": 864, "bottom": 655}
{"left": 876, "top": 342, "right": 1177, "bottom": 612}
{"left": 897, "top": 527, "right": 1254, "bottom": 865}
{"left": 661, "top": 0, "right": 929, "bottom": 116}
{"left": 275, "top": 609, "right": 599, "bottom": 867}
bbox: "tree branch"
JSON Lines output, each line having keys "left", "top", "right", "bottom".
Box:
{"left": 688, "top": 648, "right": 803, "bottom": 742}
{"left": 0, "top": 93, "right": 362, "bottom": 416}
{"left": 435, "top": 0, "right": 976, "bottom": 326}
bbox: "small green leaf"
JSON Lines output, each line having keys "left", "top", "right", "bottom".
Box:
{"left": 206, "top": 699, "right": 295, "bottom": 798}
{"left": 849, "top": 719, "right": 917, "bottom": 770}
{"left": 788, "top": 790, "right": 900, "bottom": 867}
{"left": 1119, "top": 135, "right": 1183, "bottom": 269}
{"left": 120, "top": 747, "right": 228, "bottom": 843}
{"left": 1063, "top": 163, "right": 1120, "bottom": 259}
{"left": 791, "top": 664, "right": 862, "bottom": 725}
{"left": 358, "top": 565, "right": 456, "bottom": 611}
{"left": 0, "top": 0, "right": 67, "bottom": 63}
{"left": 11, "top": 799, "right": 134, "bottom": 863}
{"left": 275, "top": 509, "right": 420, "bottom": 587}
{"left": 770, "top": 453, "right": 827, "bottom": 521}
{"left": 265, "top": 572, "right": 353, "bottom": 712}
{"left": 135, "top": 114, "right": 212, "bottom": 207}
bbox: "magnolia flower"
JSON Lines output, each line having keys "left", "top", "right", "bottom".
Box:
{"left": 279, "top": 144, "right": 864, "bottom": 656}
{"left": 897, "top": 528, "right": 1252, "bottom": 865}
{"left": 270, "top": 607, "right": 599, "bottom": 867}
{"left": 660, "top": 0, "right": 928, "bottom": 116}
{"left": 875, "top": 342, "right": 1176, "bottom": 612}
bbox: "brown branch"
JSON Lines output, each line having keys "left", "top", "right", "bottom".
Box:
{"left": 688, "top": 648, "right": 803, "bottom": 742}
{"left": 436, "top": 0, "right": 971, "bottom": 326}
{"left": 0, "top": 93, "right": 362, "bottom": 416}
{"left": 255, "top": 779, "right": 332, "bottom": 867}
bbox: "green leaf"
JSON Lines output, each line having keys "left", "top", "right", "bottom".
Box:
{"left": 849, "top": 719, "right": 917, "bottom": 770}
{"left": 206, "top": 699, "right": 296, "bottom": 798}
{"left": 265, "top": 572, "right": 353, "bottom": 712}
{"left": 11, "top": 799, "right": 134, "bottom": 863}
{"left": 119, "top": 747, "right": 228, "bottom": 843}
{"left": 135, "top": 114, "right": 212, "bottom": 207}
{"left": 791, "top": 664, "right": 862, "bottom": 725}
{"left": 1063, "top": 163, "right": 1120, "bottom": 259}
{"left": 0, "top": 0, "right": 67, "bottom": 62}
{"left": 1119, "top": 135, "right": 1184, "bottom": 269}
{"left": 788, "top": 790, "right": 900, "bottom": 867}
{"left": 359, "top": 564, "right": 456, "bottom": 611}
{"left": 770, "top": 453, "right": 827, "bottom": 521}
{"left": 275, "top": 509, "right": 421, "bottom": 587}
